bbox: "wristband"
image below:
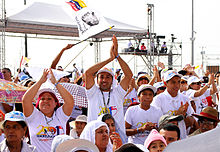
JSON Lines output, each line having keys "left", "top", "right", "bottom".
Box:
{"left": 206, "top": 84, "right": 210, "bottom": 87}
{"left": 54, "top": 82, "right": 59, "bottom": 87}
{"left": 115, "top": 55, "right": 119, "bottom": 59}
{"left": 136, "top": 128, "right": 139, "bottom": 133}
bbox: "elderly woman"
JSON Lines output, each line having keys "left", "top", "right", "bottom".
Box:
{"left": 22, "top": 68, "right": 74, "bottom": 152}
{"left": 0, "top": 111, "right": 36, "bottom": 152}
{"left": 80, "top": 120, "right": 113, "bottom": 152}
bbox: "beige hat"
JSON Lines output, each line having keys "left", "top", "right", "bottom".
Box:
{"left": 69, "top": 115, "right": 87, "bottom": 128}
{"left": 56, "top": 139, "right": 99, "bottom": 152}
{"left": 137, "top": 84, "right": 157, "bottom": 96}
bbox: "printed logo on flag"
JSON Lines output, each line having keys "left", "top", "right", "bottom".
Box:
{"left": 66, "top": 0, "right": 87, "bottom": 11}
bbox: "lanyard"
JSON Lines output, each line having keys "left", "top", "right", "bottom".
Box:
{"left": 101, "top": 91, "right": 111, "bottom": 114}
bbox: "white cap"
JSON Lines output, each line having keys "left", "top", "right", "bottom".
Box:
{"left": 137, "top": 84, "right": 157, "bottom": 96}
{"left": 153, "top": 82, "right": 165, "bottom": 89}
{"left": 1, "top": 111, "right": 27, "bottom": 129}
{"left": 137, "top": 74, "right": 151, "bottom": 82}
{"left": 36, "top": 87, "right": 57, "bottom": 99}
{"left": 181, "top": 76, "right": 189, "bottom": 81}
{"left": 97, "top": 67, "right": 114, "bottom": 77}
{"left": 187, "top": 76, "right": 201, "bottom": 85}
{"left": 163, "top": 70, "right": 182, "bottom": 82}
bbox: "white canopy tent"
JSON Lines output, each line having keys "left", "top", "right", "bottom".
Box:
{"left": 4, "top": 2, "right": 146, "bottom": 38}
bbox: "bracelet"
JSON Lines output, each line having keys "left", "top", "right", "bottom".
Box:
{"left": 136, "top": 128, "right": 139, "bottom": 133}
{"left": 115, "top": 55, "right": 119, "bottom": 59}
{"left": 54, "top": 82, "right": 59, "bottom": 87}
{"left": 206, "top": 84, "right": 210, "bottom": 87}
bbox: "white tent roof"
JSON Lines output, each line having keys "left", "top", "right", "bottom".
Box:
{"left": 4, "top": 2, "right": 146, "bottom": 38}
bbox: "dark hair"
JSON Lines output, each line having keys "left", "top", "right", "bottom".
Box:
{"left": 101, "top": 114, "right": 115, "bottom": 124}
{"left": 159, "top": 123, "right": 180, "bottom": 140}
{"left": 3, "top": 68, "right": 11, "bottom": 73}
{"left": 115, "top": 143, "right": 144, "bottom": 152}
{"left": 3, "top": 121, "right": 27, "bottom": 128}
{"left": 214, "top": 71, "right": 220, "bottom": 77}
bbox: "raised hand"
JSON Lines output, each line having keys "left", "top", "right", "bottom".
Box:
{"left": 39, "top": 69, "right": 49, "bottom": 83}
{"left": 48, "top": 68, "right": 57, "bottom": 84}
{"left": 110, "top": 132, "right": 123, "bottom": 151}
{"left": 176, "top": 101, "right": 189, "bottom": 116}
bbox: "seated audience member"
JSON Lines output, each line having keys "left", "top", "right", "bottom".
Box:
{"left": 22, "top": 69, "right": 74, "bottom": 152}
{"left": 69, "top": 115, "right": 87, "bottom": 139}
{"left": 80, "top": 120, "right": 113, "bottom": 152}
{"left": 56, "top": 138, "right": 99, "bottom": 152}
{"left": 186, "top": 75, "right": 217, "bottom": 114}
{"left": 0, "top": 111, "right": 36, "bottom": 152}
{"left": 98, "top": 114, "right": 125, "bottom": 146}
{"left": 144, "top": 129, "right": 167, "bottom": 152}
{"left": 1, "top": 68, "right": 13, "bottom": 82}
{"left": 125, "top": 84, "right": 162, "bottom": 145}
{"left": 140, "top": 43, "right": 147, "bottom": 51}
{"left": 190, "top": 106, "right": 219, "bottom": 136}
{"left": 153, "top": 82, "right": 166, "bottom": 95}
{"left": 159, "top": 123, "right": 180, "bottom": 145}
{"left": 115, "top": 143, "right": 148, "bottom": 152}
{"left": 158, "top": 114, "right": 184, "bottom": 130}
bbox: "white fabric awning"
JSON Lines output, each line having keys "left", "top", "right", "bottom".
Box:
{"left": 3, "top": 2, "right": 146, "bottom": 38}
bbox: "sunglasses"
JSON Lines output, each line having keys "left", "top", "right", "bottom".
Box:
{"left": 191, "top": 82, "right": 201, "bottom": 85}
{"left": 181, "top": 81, "right": 187, "bottom": 84}
{"left": 157, "top": 87, "right": 166, "bottom": 91}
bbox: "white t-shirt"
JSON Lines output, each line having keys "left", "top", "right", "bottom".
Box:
{"left": 25, "top": 107, "right": 69, "bottom": 152}
{"left": 186, "top": 89, "right": 211, "bottom": 114}
{"left": 125, "top": 105, "right": 162, "bottom": 145}
{"left": 123, "top": 88, "right": 139, "bottom": 114}
{"left": 152, "top": 90, "right": 194, "bottom": 116}
{"left": 86, "top": 84, "right": 127, "bottom": 133}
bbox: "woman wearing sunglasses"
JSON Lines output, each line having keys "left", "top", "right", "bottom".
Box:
{"left": 185, "top": 74, "right": 217, "bottom": 114}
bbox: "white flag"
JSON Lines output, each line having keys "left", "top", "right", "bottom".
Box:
{"left": 66, "top": 0, "right": 112, "bottom": 40}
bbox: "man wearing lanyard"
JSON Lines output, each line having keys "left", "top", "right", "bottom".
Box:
{"left": 85, "top": 35, "right": 133, "bottom": 134}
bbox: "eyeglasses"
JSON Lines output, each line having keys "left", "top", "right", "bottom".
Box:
{"left": 191, "top": 82, "right": 201, "bottom": 85}
{"left": 158, "top": 87, "right": 166, "bottom": 91}
{"left": 199, "top": 120, "right": 215, "bottom": 125}
{"left": 181, "top": 81, "right": 187, "bottom": 84}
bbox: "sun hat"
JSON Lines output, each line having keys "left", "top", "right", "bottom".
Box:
{"left": 192, "top": 106, "right": 219, "bottom": 122}
{"left": 187, "top": 76, "right": 201, "bottom": 86}
{"left": 158, "top": 114, "right": 184, "bottom": 128}
{"left": 1, "top": 111, "right": 27, "bottom": 129}
{"left": 163, "top": 70, "right": 182, "bottom": 82}
{"left": 137, "top": 84, "right": 157, "bottom": 96}
{"left": 69, "top": 115, "right": 87, "bottom": 128}
{"left": 56, "top": 139, "right": 99, "bottom": 152}
{"left": 144, "top": 129, "right": 167, "bottom": 149}
{"left": 136, "top": 74, "right": 151, "bottom": 83}
{"left": 97, "top": 67, "right": 114, "bottom": 77}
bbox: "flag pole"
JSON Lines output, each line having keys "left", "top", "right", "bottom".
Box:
{"left": 63, "top": 26, "right": 114, "bottom": 69}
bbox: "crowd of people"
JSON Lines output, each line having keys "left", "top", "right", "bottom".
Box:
{"left": 0, "top": 35, "right": 220, "bottom": 152}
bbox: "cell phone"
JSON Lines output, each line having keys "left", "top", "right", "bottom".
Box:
{"left": 203, "top": 76, "right": 209, "bottom": 83}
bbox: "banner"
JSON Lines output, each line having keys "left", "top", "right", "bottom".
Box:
{"left": 66, "top": 0, "right": 112, "bottom": 40}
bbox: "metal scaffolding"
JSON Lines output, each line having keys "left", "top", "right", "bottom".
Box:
{"left": 0, "top": 0, "right": 6, "bottom": 69}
